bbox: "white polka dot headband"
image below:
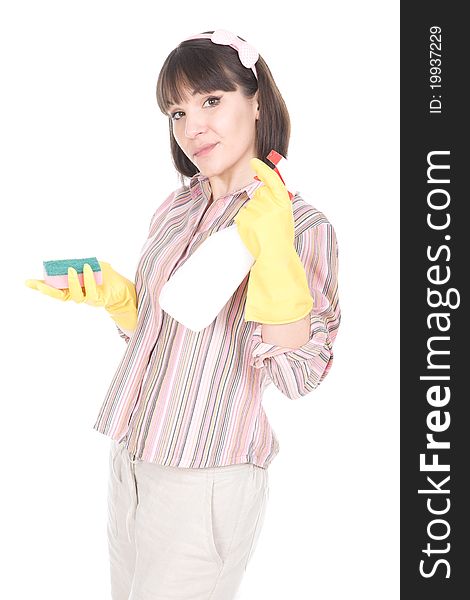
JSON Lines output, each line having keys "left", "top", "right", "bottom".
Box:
{"left": 182, "top": 29, "right": 259, "bottom": 80}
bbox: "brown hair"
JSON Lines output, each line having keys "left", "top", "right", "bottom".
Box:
{"left": 156, "top": 31, "right": 291, "bottom": 187}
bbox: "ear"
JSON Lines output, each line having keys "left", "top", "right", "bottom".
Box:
{"left": 253, "top": 90, "right": 260, "bottom": 119}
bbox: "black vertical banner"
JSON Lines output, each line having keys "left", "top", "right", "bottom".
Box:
{"left": 401, "top": 2, "right": 468, "bottom": 598}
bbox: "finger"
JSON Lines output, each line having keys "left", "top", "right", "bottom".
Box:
{"left": 68, "top": 267, "right": 85, "bottom": 303}
{"left": 25, "top": 279, "right": 40, "bottom": 290}
{"left": 97, "top": 260, "right": 111, "bottom": 282}
{"left": 248, "top": 181, "right": 276, "bottom": 215}
{"left": 249, "top": 157, "right": 290, "bottom": 209}
{"left": 237, "top": 194, "right": 266, "bottom": 220}
{"left": 36, "top": 280, "right": 69, "bottom": 300}
{"left": 83, "top": 263, "right": 99, "bottom": 303}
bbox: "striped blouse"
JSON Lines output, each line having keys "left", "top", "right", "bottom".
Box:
{"left": 92, "top": 171, "right": 341, "bottom": 469}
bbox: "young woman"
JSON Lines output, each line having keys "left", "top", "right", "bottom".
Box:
{"left": 25, "top": 29, "right": 341, "bottom": 600}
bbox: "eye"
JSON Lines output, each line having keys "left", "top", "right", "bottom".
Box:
{"left": 205, "top": 96, "right": 221, "bottom": 108}
{"left": 170, "top": 110, "right": 184, "bottom": 121}
{"left": 170, "top": 96, "right": 221, "bottom": 121}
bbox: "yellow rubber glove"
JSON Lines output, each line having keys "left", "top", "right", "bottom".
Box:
{"left": 25, "top": 260, "right": 138, "bottom": 331}
{"left": 234, "top": 158, "right": 313, "bottom": 324}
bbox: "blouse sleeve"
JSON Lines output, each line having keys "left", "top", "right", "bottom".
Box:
{"left": 249, "top": 220, "right": 341, "bottom": 399}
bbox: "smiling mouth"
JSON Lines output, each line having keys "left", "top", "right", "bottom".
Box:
{"left": 194, "top": 143, "right": 218, "bottom": 157}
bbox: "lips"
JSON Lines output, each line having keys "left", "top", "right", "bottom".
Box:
{"left": 194, "top": 143, "right": 218, "bottom": 157}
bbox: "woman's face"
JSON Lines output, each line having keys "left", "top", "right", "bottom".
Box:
{"left": 168, "top": 85, "right": 259, "bottom": 179}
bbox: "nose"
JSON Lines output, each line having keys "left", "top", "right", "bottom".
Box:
{"left": 184, "top": 113, "right": 209, "bottom": 139}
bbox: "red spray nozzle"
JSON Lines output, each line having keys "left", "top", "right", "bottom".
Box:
{"left": 253, "top": 149, "right": 295, "bottom": 201}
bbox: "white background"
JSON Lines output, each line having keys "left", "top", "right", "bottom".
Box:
{"left": 1, "top": 1, "right": 399, "bottom": 598}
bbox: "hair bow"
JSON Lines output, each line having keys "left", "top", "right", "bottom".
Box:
{"left": 210, "top": 30, "right": 259, "bottom": 74}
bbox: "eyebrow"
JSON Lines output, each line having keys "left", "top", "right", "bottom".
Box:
{"left": 168, "top": 91, "right": 218, "bottom": 112}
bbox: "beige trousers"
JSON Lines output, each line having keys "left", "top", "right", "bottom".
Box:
{"left": 107, "top": 439, "right": 269, "bottom": 600}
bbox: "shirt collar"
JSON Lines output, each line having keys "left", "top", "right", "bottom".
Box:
{"left": 189, "top": 171, "right": 263, "bottom": 204}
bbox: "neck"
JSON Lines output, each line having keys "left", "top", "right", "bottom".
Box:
{"left": 207, "top": 160, "right": 258, "bottom": 204}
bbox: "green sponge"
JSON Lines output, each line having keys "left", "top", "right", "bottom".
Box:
{"left": 43, "top": 257, "right": 102, "bottom": 289}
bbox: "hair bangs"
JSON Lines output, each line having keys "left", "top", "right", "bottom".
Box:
{"left": 157, "top": 45, "right": 239, "bottom": 116}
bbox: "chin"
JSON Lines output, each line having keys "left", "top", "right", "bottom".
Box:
{"left": 198, "top": 163, "right": 224, "bottom": 177}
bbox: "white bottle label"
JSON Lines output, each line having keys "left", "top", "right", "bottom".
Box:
{"left": 159, "top": 225, "right": 255, "bottom": 332}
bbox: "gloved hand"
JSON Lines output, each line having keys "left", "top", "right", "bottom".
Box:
{"left": 25, "top": 260, "right": 138, "bottom": 331}
{"left": 234, "top": 158, "right": 313, "bottom": 324}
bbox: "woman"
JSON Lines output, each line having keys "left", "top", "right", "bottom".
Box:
{"left": 25, "top": 29, "right": 341, "bottom": 600}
